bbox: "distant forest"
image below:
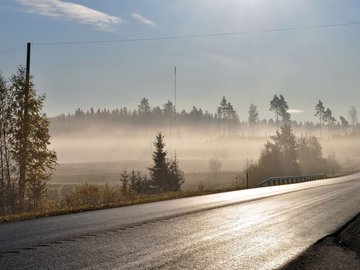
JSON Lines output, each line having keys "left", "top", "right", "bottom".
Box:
{"left": 50, "top": 96, "right": 359, "bottom": 137}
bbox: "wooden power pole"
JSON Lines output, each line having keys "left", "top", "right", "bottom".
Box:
{"left": 19, "top": 42, "right": 31, "bottom": 208}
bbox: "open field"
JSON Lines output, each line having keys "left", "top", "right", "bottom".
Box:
{"left": 49, "top": 163, "right": 240, "bottom": 201}
{"left": 47, "top": 133, "right": 360, "bottom": 201}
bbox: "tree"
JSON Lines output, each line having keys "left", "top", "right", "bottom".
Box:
{"left": 349, "top": 106, "right": 358, "bottom": 133}
{"left": 168, "top": 155, "right": 185, "bottom": 192}
{"left": 270, "top": 95, "right": 281, "bottom": 129}
{"left": 138, "top": 98, "right": 151, "bottom": 135}
{"left": 148, "top": 133, "right": 184, "bottom": 192}
{"left": 138, "top": 98, "right": 151, "bottom": 116}
{"left": 270, "top": 95, "right": 289, "bottom": 129}
{"left": 226, "top": 102, "right": 239, "bottom": 136}
{"left": 246, "top": 123, "right": 299, "bottom": 186}
{"left": 120, "top": 169, "right": 130, "bottom": 194}
{"left": 247, "top": 142, "right": 282, "bottom": 187}
{"left": 278, "top": 95, "right": 290, "bottom": 123}
{"left": 315, "top": 100, "right": 325, "bottom": 136}
{"left": 271, "top": 124, "right": 299, "bottom": 174}
{"left": 217, "top": 96, "right": 228, "bottom": 136}
{"left": 0, "top": 72, "right": 11, "bottom": 214}
{"left": 248, "top": 103, "right": 259, "bottom": 137}
{"left": 217, "top": 97, "right": 239, "bottom": 136}
{"left": 163, "top": 100, "right": 175, "bottom": 136}
{"left": 324, "top": 108, "right": 336, "bottom": 126}
{"left": 10, "top": 67, "right": 57, "bottom": 211}
{"left": 148, "top": 133, "right": 169, "bottom": 192}
{"left": 297, "top": 136, "right": 325, "bottom": 174}
{"left": 323, "top": 108, "right": 336, "bottom": 136}
{"left": 339, "top": 116, "right": 349, "bottom": 130}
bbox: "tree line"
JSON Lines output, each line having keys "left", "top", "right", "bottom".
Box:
{"left": 0, "top": 68, "right": 56, "bottom": 215}
{"left": 51, "top": 96, "right": 359, "bottom": 137}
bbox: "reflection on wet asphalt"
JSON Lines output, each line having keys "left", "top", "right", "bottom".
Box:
{"left": 1, "top": 175, "right": 359, "bottom": 269}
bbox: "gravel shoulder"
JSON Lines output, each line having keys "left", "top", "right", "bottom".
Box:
{"left": 283, "top": 213, "right": 360, "bottom": 270}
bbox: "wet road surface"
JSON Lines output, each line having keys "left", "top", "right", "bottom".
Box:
{"left": 1, "top": 173, "right": 359, "bottom": 269}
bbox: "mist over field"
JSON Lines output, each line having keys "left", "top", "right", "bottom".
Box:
{"left": 49, "top": 123, "right": 360, "bottom": 189}
{"left": 43, "top": 93, "right": 360, "bottom": 201}
{"left": 50, "top": 128, "right": 266, "bottom": 169}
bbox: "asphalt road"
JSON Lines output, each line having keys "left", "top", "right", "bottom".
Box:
{"left": 1, "top": 173, "right": 359, "bottom": 269}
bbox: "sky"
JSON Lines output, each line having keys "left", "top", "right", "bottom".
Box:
{"left": 0, "top": 0, "right": 360, "bottom": 122}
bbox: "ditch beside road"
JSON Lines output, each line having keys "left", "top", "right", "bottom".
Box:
{"left": 283, "top": 213, "right": 360, "bottom": 270}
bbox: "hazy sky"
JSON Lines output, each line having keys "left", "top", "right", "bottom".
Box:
{"left": 1, "top": 0, "right": 360, "bottom": 121}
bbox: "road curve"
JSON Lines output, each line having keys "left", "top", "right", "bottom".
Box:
{"left": 1, "top": 173, "right": 359, "bottom": 269}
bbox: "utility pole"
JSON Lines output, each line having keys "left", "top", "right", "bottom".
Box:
{"left": 169, "top": 67, "right": 177, "bottom": 137}
{"left": 174, "top": 67, "right": 177, "bottom": 111}
{"left": 19, "top": 42, "right": 31, "bottom": 208}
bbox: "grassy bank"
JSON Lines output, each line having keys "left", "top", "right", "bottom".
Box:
{"left": 2, "top": 168, "right": 357, "bottom": 224}
{"left": 0, "top": 187, "right": 241, "bottom": 224}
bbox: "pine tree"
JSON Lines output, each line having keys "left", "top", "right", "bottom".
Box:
{"left": 324, "top": 108, "right": 336, "bottom": 126}
{"left": 270, "top": 95, "right": 290, "bottom": 128}
{"left": 163, "top": 101, "right": 175, "bottom": 136}
{"left": 270, "top": 95, "right": 281, "bottom": 129}
{"left": 315, "top": 100, "right": 325, "bottom": 136}
{"left": 217, "top": 96, "right": 228, "bottom": 136}
{"left": 226, "top": 102, "right": 236, "bottom": 136}
{"left": 339, "top": 116, "right": 349, "bottom": 129}
{"left": 138, "top": 98, "right": 151, "bottom": 135}
{"left": 278, "top": 95, "right": 290, "bottom": 124}
{"left": 248, "top": 103, "right": 259, "bottom": 137}
{"left": 138, "top": 98, "right": 151, "bottom": 116}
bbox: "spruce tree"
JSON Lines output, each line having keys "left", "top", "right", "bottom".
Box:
{"left": 120, "top": 169, "right": 130, "bottom": 194}
{"left": 148, "top": 132, "right": 169, "bottom": 192}
{"left": 271, "top": 124, "right": 299, "bottom": 175}
{"left": 168, "top": 155, "right": 185, "bottom": 192}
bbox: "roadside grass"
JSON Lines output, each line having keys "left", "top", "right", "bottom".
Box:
{"left": 0, "top": 187, "right": 242, "bottom": 224}
{"left": 1, "top": 167, "right": 357, "bottom": 224}
{"left": 46, "top": 171, "right": 240, "bottom": 201}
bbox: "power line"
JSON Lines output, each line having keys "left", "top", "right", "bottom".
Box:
{"left": 0, "top": 45, "right": 26, "bottom": 55}
{"left": 1, "top": 20, "right": 360, "bottom": 52}
{"left": 31, "top": 20, "right": 360, "bottom": 46}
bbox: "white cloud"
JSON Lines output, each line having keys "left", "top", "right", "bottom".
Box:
{"left": 16, "top": 0, "right": 121, "bottom": 31}
{"left": 132, "top": 12, "right": 155, "bottom": 26}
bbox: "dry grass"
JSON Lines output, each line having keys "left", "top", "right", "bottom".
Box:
{"left": 0, "top": 187, "right": 241, "bottom": 224}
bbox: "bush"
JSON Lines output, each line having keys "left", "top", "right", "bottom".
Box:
{"left": 68, "top": 184, "right": 102, "bottom": 207}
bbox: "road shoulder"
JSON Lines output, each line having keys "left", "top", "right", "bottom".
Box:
{"left": 283, "top": 213, "right": 360, "bottom": 270}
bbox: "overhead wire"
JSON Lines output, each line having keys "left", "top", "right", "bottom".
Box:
{"left": 32, "top": 20, "right": 360, "bottom": 46}
{"left": 1, "top": 20, "right": 360, "bottom": 52}
{"left": 0, "top": 45, "right": 26, "bottom": 55}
